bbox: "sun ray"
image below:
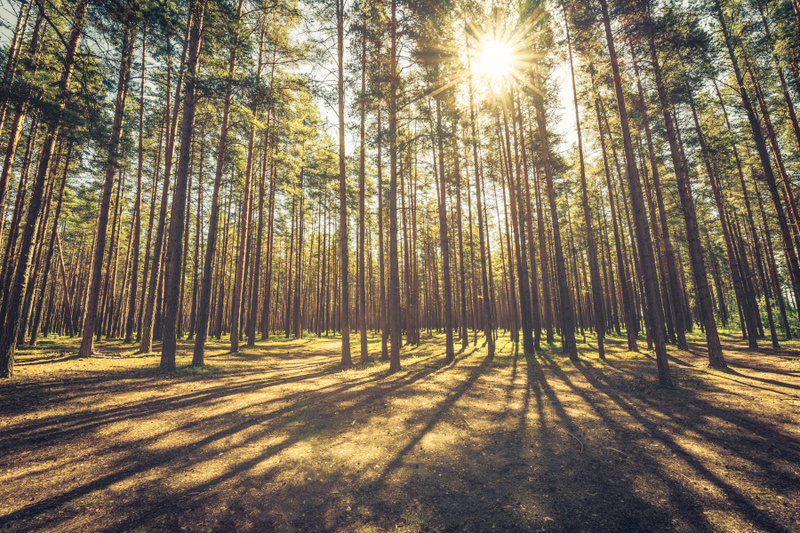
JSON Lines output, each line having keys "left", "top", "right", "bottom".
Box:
{"left": 475, "top": 39, "right": 515, "bottom": 81}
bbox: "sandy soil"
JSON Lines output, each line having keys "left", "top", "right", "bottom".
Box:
{"left": 1, "top": 331, "right": 799, "bottom": 532}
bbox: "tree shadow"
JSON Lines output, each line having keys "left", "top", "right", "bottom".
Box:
{"left": 2, "top": 336, "right": 798, "bottom": 532}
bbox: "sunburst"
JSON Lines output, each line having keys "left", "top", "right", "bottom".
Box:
{"left": 475, "top": 39, "right": 516, "bottom": 82}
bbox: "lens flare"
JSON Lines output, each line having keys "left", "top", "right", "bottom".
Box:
{"left": 476, "top": 40, "right": 514, "bottom": 81}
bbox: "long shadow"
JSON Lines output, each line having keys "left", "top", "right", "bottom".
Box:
{"left": 572, "top": 357, "right": 795, "bottom": 533}
{"left": 0, "top": 343, "right": 476, "bottom": 530}
{"left": 0, "top": 364, "right": 347, "bottom": 447}
{"left": 697, "top": 366, "right": 800, "bottom": 397}
{"left": 15, "top": 352, "right": 85, "bottom": 366}
{"left": 92, "top": 348, "right": 484, "bottom": 532}
{"left": 329, "top": 348, "right": 498, "bottom": 529}
{"left": 523, "top": 351, "right": 680, "bottom": 531}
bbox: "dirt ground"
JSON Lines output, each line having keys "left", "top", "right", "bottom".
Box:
{"left": 1, "top": 330, "right": 799, "bottom": 532}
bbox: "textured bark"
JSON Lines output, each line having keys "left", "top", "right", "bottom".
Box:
{"left": 631, "top": 44, "right": 685, "bottom": 349}
{"left": 644, "top": 29, "right": 723, "bottom": 364}
{"left": 671, "top": 85, "right": 725, "bottom": 366}
{"left": 140, "top": 20, "right": 191, "bottom": 354}
{"left": 161, "top": 1, "right": 204, "bottom": 370}
{"left": 599, "top": 0, "right": 671, "bottom": 385}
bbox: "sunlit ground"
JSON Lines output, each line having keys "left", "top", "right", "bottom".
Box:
{"left": 1, "top": 330, "right": 798, "bottom": 532}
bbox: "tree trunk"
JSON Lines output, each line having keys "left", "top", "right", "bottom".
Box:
{"left": 337, "top": 0, "right": 351, "bottom": 368}
{"left": 140, "top": 20, "right": 191, "bottom": 354}
{"left": 599, "top": 0, "right": 671, "bottom": 385}
{"left": 717, "top": 3, "right": 800, "bottom": 328}
{"left": 161, "top": 1, "right": 204, "bottom": 370}
{"left": 465, "top": 36, "right": 494, "bottom": 356}
{"left": 358, "top": 29, "right": 368, "bottom": 362}
{"left": 388, "top": 0, "right": 401, "bottom": 372}
{"left": 567, "top": 22, "right": 604, "bottom": 358}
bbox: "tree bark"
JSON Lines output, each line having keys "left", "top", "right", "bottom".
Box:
{"left": 161, "top": 1, "right": 204, "bottom": 370}
{"left": 388, "top": 0, "right": 401, "bottom": 372}
{"left": 599, "top": 0, "right": 671, "bottom": 385}
{"left": 337, "top": 0, "right": 352, "bottom": 368}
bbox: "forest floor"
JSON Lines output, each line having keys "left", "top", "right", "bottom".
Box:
{"left": 1, "top": 329, "right": 799, "bottom": 532}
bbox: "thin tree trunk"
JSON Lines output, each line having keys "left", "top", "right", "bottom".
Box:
{"left": 140, "top": 20, "right": 191, "bottom": 354}
{"left": 434, "top": 99, "right": 455, "bottom": 363}
{"left": 388, "top": 0, "right": 401, "bottom": 372}
{"left": 567, "top": 23, "right": 604, "bottom": 358}
{"left": 535, "top": 138, "right": 575, "bottom": 354}
{"left": 358, "top": 28, "right": 368, "bottom": 362}
{"left": 631, "top": 43, "right": 685, "bottom": 349}
{"left": 377, "top": 109, "right": 389, "bottom": 360}
{"left": 465, "top": 36, "right": 494, "bottom": 356}
{"left": 337, "top": 0, "right": 351, "bottom": 368}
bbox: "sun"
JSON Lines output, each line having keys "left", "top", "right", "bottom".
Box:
{"left": 475, "top": 39, "right": 515, "bottom": 82}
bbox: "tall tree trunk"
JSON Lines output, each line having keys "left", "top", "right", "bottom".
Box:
{"left": 528, "top": 106, "right": 554, "bottom": 345}
{"left": 465, "top": 35, "right": 494, "bottom": 356}
{"left": 631, "top": 44, "right": 685, "bottom": 349}
{"left": 126, "top": 28, "right": 147, "bottom": 343}
{"left": 504, "top": 93, "right": 534, "bottom": 355}
{"left": 533, "top": 88, "right": 576, "bottom": 360}
{"left": 140, "top": 20, "right": 191, "bottom": 354}
{"left": 377, "top": 109, "right": 389, "bottom": 360}
{"left": 717, "top": 3, "right": 800, "bottom": 326}
{"left": 30, "top": 146, "right": 71, "bottom": 345}
{"left": 388, "top": 0, "right": 401, "bottom": 372}
{"left": 293, "top": 164, "right": 305, "bottom": 339}
{"left": 567, "top": 21, "right": 604, "bottom": 358}
{"left": 227, "top": 0, "right": 250, "bottom": 354}
{"left": 670, "top": 84, "right": 725, "bottom": 366}
{"left": 453, "top": 133, "right": 468, "bottom": 350}
{"left": 358, "top": 28, "right": 368, "bottom": 362}
{"left": 435, "top": 99, "right": 455, "bottom": 363}
{"left": 193, "top": 2, "right": 244, "bottom": 364}
{"left": 599, "top": 0, "right": 671, "bottom": 385}
{"left": 337, "top": 0, "right": 352, "bottom": 368}
{"left": 161, "top": 1, "right": 204, "bottom": 370}
{"left": 645, "top": 28, "right": 724, "bottom": 364}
